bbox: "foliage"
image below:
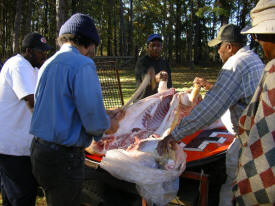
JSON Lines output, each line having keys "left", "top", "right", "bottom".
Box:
{"left": 0, "top": 0, "right": 256, "bottom": 66}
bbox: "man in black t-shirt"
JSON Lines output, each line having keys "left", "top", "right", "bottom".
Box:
{"left": 135, "top": 34, "right": 172, "bottom": 100}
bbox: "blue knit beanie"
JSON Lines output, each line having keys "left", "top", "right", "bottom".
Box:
{"left": 59, "top": 13, "right": 100, "bottom": 46}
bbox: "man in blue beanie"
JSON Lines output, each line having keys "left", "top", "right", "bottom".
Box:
{"left": 29, "top": 13, "right": 124, "bottom": 206}
{"left": 135, "top": 34, "right": 172, "bottom": 100}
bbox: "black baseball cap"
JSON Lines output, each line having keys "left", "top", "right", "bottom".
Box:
{"left": 22, "top": 32, "right": 52, "bottom": 51}
{"left": 208, "top": 24, "right": 246, "bottom": 47}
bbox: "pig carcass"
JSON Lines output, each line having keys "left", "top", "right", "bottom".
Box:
{"left": 85, "top": 77, "right": 225, "bottom": 206}
{"left": 85, "top": 87, "right": 202, "bottom": 155}
{"left": 87, "top": 83, "right": 203, "bottom": 206}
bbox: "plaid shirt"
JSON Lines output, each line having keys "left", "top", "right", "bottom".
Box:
{"left": 233, "top": 59, "right": 275, "bottom": 205}
{"left": 172, "top": 46, "right": 264, "bottom": 140}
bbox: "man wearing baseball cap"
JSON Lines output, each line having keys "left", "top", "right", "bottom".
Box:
{"left": 29, "top": 13, "right": 124, "bottom": 206}
{"left": 233, "top": 0, "right": 275, "bottom": 205}
{"left": 0, "top": 32, "right": 51, "bottom": 206}
{"left": 135, "top": 33, "right": 172, "bottom": 100}
{"left": 157, "top": 23, "right": 265, "bottom": 206}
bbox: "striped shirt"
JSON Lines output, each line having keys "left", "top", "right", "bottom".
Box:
{"left": 172, "top": 46, "right": 264, "bottom": 140}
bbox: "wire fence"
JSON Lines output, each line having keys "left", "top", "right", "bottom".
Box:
{"left": 96, "top": 61, "right": 124, "bottom": 109}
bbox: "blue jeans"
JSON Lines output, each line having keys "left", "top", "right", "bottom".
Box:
{"left": 0, "top": 154, "right": 37, "bottom": 206}
{"left": 30, "top": 137, "right": 84, "bottom": 206}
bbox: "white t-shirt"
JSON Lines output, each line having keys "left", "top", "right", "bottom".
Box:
{"left": 0, "top": 54, "right": 38, "bottom": 156}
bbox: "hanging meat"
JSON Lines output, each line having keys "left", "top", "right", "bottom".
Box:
{"left": 85, "top": 71, "right": 202, "bottom": 155}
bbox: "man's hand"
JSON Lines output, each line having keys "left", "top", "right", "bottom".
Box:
{"left": 106, "top": 108, "right": 125, "bottom": 120}
{"left": 157, "top": 134, "right": 177, "bottom": 155}
{"left": 193, "top": 77, "right": 213, "bottom": 90}
{"left": 105, "top": 108, "right": 126, "bottom": 135}
{"left": 155, "top": 71, "right": 168, "bottom": 83}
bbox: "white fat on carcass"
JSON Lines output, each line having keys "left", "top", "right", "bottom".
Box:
{"left": 85, "top": 86, "right": 203, "bottom": 154}
{"left": 154, "top": 91, "right": 196, "bottom": 138}
{"left": 86, "top": 80, "right": 231, "bottom": 155}
{"left": 114, "top": 88, "right": 175, "bottom": 136}
{"left": 180, "top": 93, "right": 191, "bottom": 106}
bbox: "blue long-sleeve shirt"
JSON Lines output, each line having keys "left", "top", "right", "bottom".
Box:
{"left": 30, "top": 44, "right": 110, "bottom": 148}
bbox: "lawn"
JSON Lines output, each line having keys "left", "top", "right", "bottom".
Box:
{"left": 120, "top": 65, "right": 220, "bottom": 104}
{"left": 0, "top": 65, "right": 220, "bottom": 206}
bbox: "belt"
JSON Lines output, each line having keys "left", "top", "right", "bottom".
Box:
{"left": 33, "top": 137, "right": 83, "bottom": 152}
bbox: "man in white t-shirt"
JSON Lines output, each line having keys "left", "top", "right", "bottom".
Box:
{"left": 0, "top": 32, "right": 51, "bottom": 206}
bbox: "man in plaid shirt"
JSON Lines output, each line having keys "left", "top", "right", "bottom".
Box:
{"left": 158, "top": 24, "right": 264, "bottom": 206}
{"left": 233, "top": 0, "right": 275, "bottom": 205}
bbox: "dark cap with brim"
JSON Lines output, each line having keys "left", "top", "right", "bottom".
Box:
{"left": 208, "top": 24, "right": 246, "bottom": 47}
{"left": 147, "top": 34, "right": 162, "bottom": 43}
{"left": 22, "top": 32, "right": 52, "bottom": 51}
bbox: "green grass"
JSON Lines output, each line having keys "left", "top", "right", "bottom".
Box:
{"left": 120, "top": 65, "right": 220, "bottom": 103}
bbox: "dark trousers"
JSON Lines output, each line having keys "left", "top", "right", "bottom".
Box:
{"left": 0, "top": 169, "right": 11, "bottom": 206}
{"left": 30, "top": 137, "right": 85, "bottom": 206}
{"left": 0, "top": 154, "right": 38, "bottom": 206}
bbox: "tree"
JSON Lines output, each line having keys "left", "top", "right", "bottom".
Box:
{"left": 0, "top": 0, "right": 255, "bottom": 66}
{"left": 23, "top": 0, "right": 33, "bottom": 35}
{"left": 127, "top": 0, "right": 133, "bottom": 56}
{"left": 56, "top": 0, "right": 67, "bottom": 35}
{"left": 175, "top": 1, "right": 182, "bottom": 64}
{"left": 113, "top": 0, "right": 118, "bottom": 56}
{"left": 119, "top": 0, "right": 126, "bottom": 56}
{"left": 107, "top": 0, "right": 114, "bottom": 56}
{"left": 186, "top": 0, "right": 194, "bottom": 66}
{"left": 13, "top": 0, "right": 22, "bottom": 54}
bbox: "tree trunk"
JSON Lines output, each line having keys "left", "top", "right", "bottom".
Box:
{"left": 175, "top": 1, "right": 182, "bottom": 65}
{"left": 99, "top": 3, "right": 104, "bottom": 56}
{"left": 161, "top": 0, "right": 168, "bottom": 59}
{"left": 239, "top": 0, "right": 248, "bottom": 28}
{"left": 107, "top": 0, "right": 113, "bottom": 56}
{"left": 127, "top": 0, "right": 133, "bottom": 56}
{"left": 211, "top": 0, "right": 217, "bottom": 39}
{"left": 218, "top": 0, "right": 231, "bottom": 25}
{"left": 72, "top": 0, "right": 78, "bottom": 14}
{"left": 119, "top": 0, "right": 126, "bottom": 56}
{"left": 167, "top": 0, "right": 174, "bottom": 63}
{"left": 44, "top": 0, "right": 49, "bottom": 34}
{"left": 22, "top": 0, "right": 32, "bottom": 36}
{"left": 13, "top": 0, "right": 22, "bottom": 54}
{"left": 113, "top": 0, "right": 118, "bottom": 56}
{"left": 186, "top": 0, "right": 193, "bottom": 66}
{"left": 194, "top": 0, "right": 202, "bottom": 65}
{"left": 56, "top": 0, "right": 67, "bottom": 36}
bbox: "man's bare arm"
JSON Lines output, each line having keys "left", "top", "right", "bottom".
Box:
{"left": 23, "top": 94, "right": 34, "bottom": 112}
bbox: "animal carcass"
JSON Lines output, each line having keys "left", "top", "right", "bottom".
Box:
{"left": 85, "top": 86, "right": 201, "bottom": 155}
{"left": 85, "top": 81, "right": 203, "bottom": 206}
{"left": 85, "top": 78, "right": 228, "bottom": 205}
